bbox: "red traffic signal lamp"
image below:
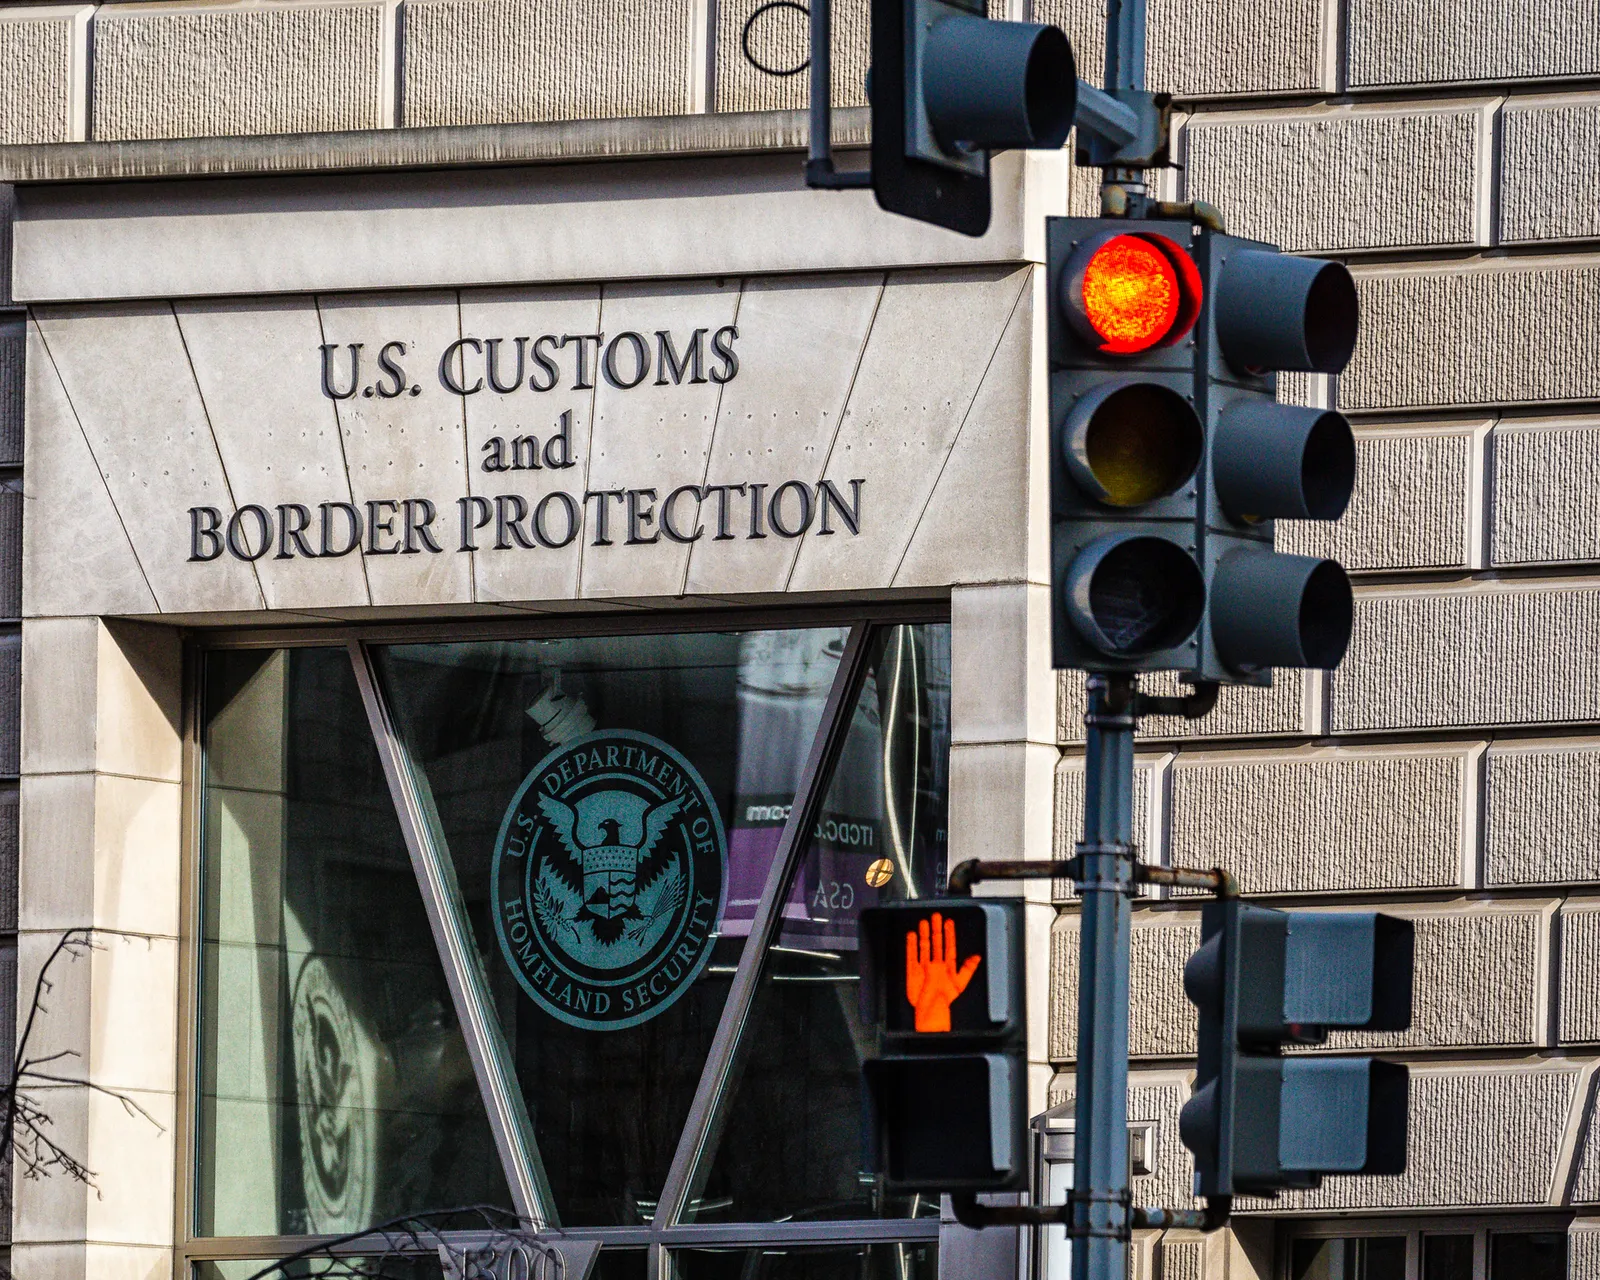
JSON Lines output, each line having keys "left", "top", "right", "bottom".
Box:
{"left": 1048, "top": 217, "right": 1363, "bottom": 682}
{"left": 860, "top": 900, "right": 1027, "bottom": 1193}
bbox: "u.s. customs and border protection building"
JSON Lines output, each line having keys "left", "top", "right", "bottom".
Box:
{"left": 0, "top": 2, "right": 1597, "bottom": 1278}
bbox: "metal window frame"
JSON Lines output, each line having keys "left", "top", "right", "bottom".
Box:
{"left": 1274, "top": 1211, "right": 1574, "bottom": 1280}
{"left": 176, "top": 603, "right": 949, "bottom": 1276}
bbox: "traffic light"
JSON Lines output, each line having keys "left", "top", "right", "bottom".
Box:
{"left": 1047, "top": 219, "right": 1208, "bottom": 671}
{"left": 871, "top": 0, "right": 1076, "bottom": 235}
{"left": 1179, "top": 902, "right": 1415, "bottom": 1197}
{"left": 1192, "top": 235, "right": 1360, "bottom": 682}
{"left": 1047, "top": 219, "right": 1362, "bottom": 681}
{"left": 860, "top": 900, "right": 1027, "bottom": 1192}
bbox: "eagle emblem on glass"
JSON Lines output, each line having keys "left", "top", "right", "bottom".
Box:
{"left": 492, "top": 729, "right": 727, "bottom": 1031}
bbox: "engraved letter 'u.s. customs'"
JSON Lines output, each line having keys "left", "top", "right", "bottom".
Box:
{"left": 492, "top": 729, "right": 727, "bottom": 1031}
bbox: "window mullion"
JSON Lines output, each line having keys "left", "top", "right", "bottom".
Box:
{"left": 654, "top": 622, "right": 878, "bottom": 1229}
{"left": 347, "top": 638, "right": 557, "bottom": 1227}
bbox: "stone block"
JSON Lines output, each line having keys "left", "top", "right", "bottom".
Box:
{"left": 1052, "top": 753, "right": 1164, "bottom": 899}
{"left": 92, "top": 2, "right": 387, "bottom": 141}
{"left": 1573, "top": 1220, "right": 1600, "bottom": 1280}
{"left": 0, "top": 783, "right": 15, "bottom": 931}
{"left": 0, "top": 628, "right": 18, "bottom": 776}
{"left": 1329, "top": 906, "right": 1546, "bottom": 1051}
{"left": 715, "top": 0, "right": 867, "bottom": 113}
{"left": 950, "top": 741, "right": 1058, "bottom": 871}
{"left": 1502, "top": 100, "right": 1600, "bottom": 243}
{"left": 1169, "top": 747, "right": 1471, "bottom": 894}
{"left": 1269, "top": 1064, "right": 1579, "bottom": 1209}
{"left": 1348, "top": 0, "right": 1600, "bottom": 88}
{"left": 1049, "top": 1070, "right": 1197, "bottom": 1209}
{"left": 950, "top": 583, "right": 1056, "bottom": 747}
{"left": 1034, "top": 0, "right": 1328, "bottom": 97}
{"left": 1158, "top": 1240, "right": 1204, "bottom": 1280}
{"left": 1487, "top": 741, "right": 1600, "bottom": 887}
{"left": 1332, "top": 585, "right": 1600, "bottom": 732}
{"left": 403, "top": 0, "right": 694, "bottom": 127}
{"left": 0, "top": 6, "right": 83, "bottom": 145}
{"left": 1343, "top": 264, "right": 1600, "bottom": 412}
{"left": 1057, "top": 670, "right": 1309, "bottom": 744}
{"left": 1051, "top": 912, "right": 1200, "bottom": 1061}
{"left": 1281, "top": 425, "right": 1478, "bottom": 571}
{"left": 1492, "top": 418, "right": 1600, "bottom": 566}
{"left": 1562, "top": 906, "right": 1600, "bottom": 1043}
{"left": 1183, "top": 105, "right": 1486, "bottom": 252}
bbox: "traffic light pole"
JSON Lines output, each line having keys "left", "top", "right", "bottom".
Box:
{"left": 1071, "top": 672, "right": 1138, "bottom": 1280}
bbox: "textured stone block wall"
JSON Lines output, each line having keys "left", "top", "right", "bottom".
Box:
{"left": 1051, "top": 1, "right": 1600, "bottom": 1254}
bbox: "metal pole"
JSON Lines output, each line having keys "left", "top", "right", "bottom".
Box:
{"left": 809, "top": 0, "right": 831, "bottom": 171}
{"left": 1070, "top": 673, "right": 1137, "bottom": 1280}
{"left": 1100, "top": 0, "right": 1148, "bottom": 208}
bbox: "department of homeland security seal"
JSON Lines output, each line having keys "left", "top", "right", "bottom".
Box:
{"left": 492, "top": 729, "right": 727, "bottom": 1031}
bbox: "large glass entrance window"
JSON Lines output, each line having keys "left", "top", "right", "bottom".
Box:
{"left": 189, "top": 615, "right": 949, "bottom": 1278}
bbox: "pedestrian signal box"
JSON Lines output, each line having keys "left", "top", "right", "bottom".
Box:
{"left": 860, "top": 900, "right": 1027, "bottom": 1193}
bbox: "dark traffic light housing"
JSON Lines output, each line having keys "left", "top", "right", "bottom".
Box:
{"left": 860, "top": 900, "right": 1027, "bottom": 1193}
{"left": 1180, "top": 902, "right": 1414, "bottom": 1197}
{"left": 871, "top": 0, "right": 1076, "bottom": 235}
{"left": 1047, "top": 218, "right": 1363, "bottom": 683}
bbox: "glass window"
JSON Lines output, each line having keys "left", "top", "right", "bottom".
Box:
{"left": 197, "top": 649, "right": 509, "bottom": 1238}
{"left": 1422, "top": 1234, "right": 1472, "bottom": 1280}
{"left": 1490, "top": 1231, "right": 1565, "bottom": 1279}
{"left": 689, "top": 625, "right": 952, "bottom": 1224}
{"left": 374, "top": 625, "right": 909, "bottom": 1227}
{"left": 672, "top": 1242, "right": 937, "bottom": 1280}
{"left": 1290, "top": 1237, "right": 1406, "bottom": 1280}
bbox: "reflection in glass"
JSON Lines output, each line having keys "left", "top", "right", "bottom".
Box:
{"left": 196, "top": 650, "right": 509, "bottom": 1238}
{"left": 1290, "top": 1237, "right": 1406, "bottom": 1280}
{"left": 195, "top": 1258, "right": 444, "bottom": 1279}
{"left": 693, "top": 625, "right": 952, "bottom": 1223}
{"left": 672, "top": 1243, "right": 936, "bottom": 1280}
{"left": 375, "top": 628, "right": 854, "bottom": 1226}
{"left": 1422, "top": 1234, "right": 1472, "bottom": 1280}
{"left": 1490, "top": 1231, "right": 1565, "bottom": 1279}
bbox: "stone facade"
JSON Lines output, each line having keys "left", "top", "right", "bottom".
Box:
{"left": 0, "top": 0, "right": 1596, "bottom": 1277}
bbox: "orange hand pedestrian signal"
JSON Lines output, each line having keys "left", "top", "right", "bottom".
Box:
{"left": 905, "top": 912, "right": 982, "bottom": 1032}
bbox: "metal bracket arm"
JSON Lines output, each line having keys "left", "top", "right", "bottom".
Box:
{"left": 946, "top": 857, "right": 1237, "bottom": 899}
{"left": 1133, "top": 681, "right": 1220, "bottom": 721}
{"left": 805, "top": 0, "right": 872, "bottom": 189}
{"left": 948, "top": 1193, "right": 1232, "bottom": 1234}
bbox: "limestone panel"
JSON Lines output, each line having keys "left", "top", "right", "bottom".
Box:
{"left": 173, "top": 298, "right": 372, "bottom": 612}
{"left": 787, "top": 267, "right": 1029, "bottom": 592}
{"left": 715, "top": 0, "right": 868, "bottom": 113}
{"left": 92, "top": 2, "right": 386, "bottom": 141}
{"left": 0, "top": 630, "right": 16, "bottom": 776}
{"left": 1562, "top": 906, "right": 1600, "bottom": 1043}
{"left": 1281, "top": 426, "right": 1476, "bottom": 571}
{"left": 1184, "top": 106, "right": 1484, "bottom": 252}
{"left": 579, "top": 279, "right": 741, "bottom": 598}
{"left": 23, "top": 313, "right": 195, "bottom": 617}
{"left": 1343, "top": 264, "right": 1600, "bottom": 412}
{"left": 1051, "top": 913, "right": 1200, "bottom": 1061}
{"left": 1348, "top": 0, "right": 1600, "bottom": 87}
{"left": 1492, "top": 419, "right": 1600, "bottom": 566}
{"left": 1034, "top": 0, "right": 1326, "bottom": 97}
{"left": 1058, "top": 670, "right": 1308, "bottom": 743}
{"left": 403, "top": 0, "right": 693, "bottom": 128}
{"left": 1270, "top": 1065, "right": 1578, "bottom": 1209}
{"left": 1503, "top": 100, "right": 1600, "bottom": 242}
{"left": 0, "top": 7, "right": 79, "bottom": 145}
{"left": 316, "top": 293, "right": 475, "bottom": 608}
{"left": 895, "top": 277, "right": 1032, "bottom": 588}
{"left": 1169, "top": 748, "right": 1468, "bottom": 894}
{"left": 0, "top": 785, "right": 15, "bottom": 932}
{"left": 1332, "top": 585, "right": 1600, "bottom": 731}
{"left": 1487, "top": 742, "right": 1600, "bottom": 887}
{"left": 682, "top": 274, "right": 883, "bottom": 596}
